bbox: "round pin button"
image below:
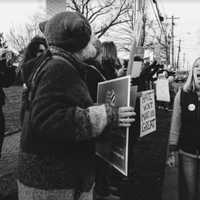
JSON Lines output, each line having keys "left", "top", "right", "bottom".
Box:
{"left": 188, "top": 104, "right": 196, "bottom": 111}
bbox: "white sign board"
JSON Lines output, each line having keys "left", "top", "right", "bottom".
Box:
{"left": 140, "top": 90, "right": 156, "bottom": 137}
{"left": 156, "top": 79, "right": 170, "bottom": 102}
{"left": 131, "top": 61, "right": 143, "bottom": 78}
{"left": 96, "top": 76, "right": 131, "bottom": 176}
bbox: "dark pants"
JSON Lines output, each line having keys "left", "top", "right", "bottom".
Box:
{"left": 18, "top": 180, "right": 94, "bottom": 200}
{"left": 0, "top": 107, "right": 5, "bottom": 158}
{"left": 95, "top": 156, "right": 111, "bottom": 196}
{"left": 178, "top": 152, "right": 200, "bottom": 200}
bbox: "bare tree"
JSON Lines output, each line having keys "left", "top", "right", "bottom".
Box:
{"left": 65, "top": 0, "right": 133, "bottom": 38}
{"left": 6, "top": 12, "right": 46, "bottom": 52}
{"left": 0, "top": 32, "right": 8, "bottom": 49}
{"left": 7, "top": 0, "right": 135, "bottom": 55}
{"left": 108, "top": 0, "right": 171, "bottom": 64}
{"left": 117, "top": 9, "right": 170, "bottom": 63}
{"left": 144, "top": 20, "right": 171, "bottom": 64}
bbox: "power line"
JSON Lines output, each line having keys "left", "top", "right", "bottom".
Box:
{"left": 167, "top": 15, "right": 180, "bottom": 70}
{"left": 176, "top": 39, "right": 181, "bottom": 70}
{"left": 147, "top": 0, "right": 173, "bottom": 65}
{"left": 149, "top": 0, "right": 167, "bottom": 39}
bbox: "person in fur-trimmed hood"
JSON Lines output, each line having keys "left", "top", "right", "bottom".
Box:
{"left": 17, "top": 11, "right": 136, "bottom": 200}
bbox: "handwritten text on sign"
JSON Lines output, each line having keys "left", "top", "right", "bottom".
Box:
{"left": 140, "top": 90, "right": 156, "bottom": 137}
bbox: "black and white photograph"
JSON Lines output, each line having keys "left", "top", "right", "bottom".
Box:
{"left": 0, "top": 0, "right": 200, "bottom": 200}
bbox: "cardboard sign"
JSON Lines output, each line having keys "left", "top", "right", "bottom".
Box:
{"left": 140, "top": 90, "right": 156, "bottom": 137}
{"left": 96, "top": 76, "right": 131, "bottom": 176}
{"left": 131, "top": 61, "right": 143, "bottom": 78}
{"left": 156, "top": 79, "right": 170, "bottom": 102}
{"left": 129, "top": 51, "right": 144, "bottom": 108}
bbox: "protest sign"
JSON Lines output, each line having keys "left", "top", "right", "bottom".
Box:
{"left": 140, "top": 90, "right": 156, "bottom": 137}
{"left": 96, "top": 76, "right": 131, "bottom": 176}
{"left": 156, "top": 78, "right": 170, "bottom": 102}
{"left": 128, "top": 48, "right": 144, "bottom": 108}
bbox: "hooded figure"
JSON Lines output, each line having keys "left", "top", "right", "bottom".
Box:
{"left": 17, "top": 11, "right": 135, "bottom": 200}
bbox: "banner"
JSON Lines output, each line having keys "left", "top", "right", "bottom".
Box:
{"left": 140, "top": 90, "right": 156, "bottom": 137}
{"left": 96, "top": 76, "right": 131, "bottom": 176}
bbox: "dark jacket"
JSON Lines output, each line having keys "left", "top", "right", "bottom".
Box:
{"left": 17, "top": 47, "right": 118, "bottom": 192}
{"left": 102, "top": 60, "right": 118, "bottom": 80}
{"left": 19, "top": 53, "right": 48, "bottom": 124}
{"left": 0, "top": 59, "right": 16, "bottom": 105}
{"left": 179, "top": 89, "right": 200, "bottom": 154}
{"left": 85, "top": 59, "right": 106, "bottom": 102}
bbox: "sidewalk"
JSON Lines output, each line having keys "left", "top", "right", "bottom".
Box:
{"left": 0, "top": 132, "right": 20, "bottom": 199}
{"left": 0, "top": 115, "right": 179, "bottom": 200}
{"left": 162, "top": 155, "right": 178, "bottom": 200}
{"left": 162, "top": 166, "right": 178, "bottom": 200}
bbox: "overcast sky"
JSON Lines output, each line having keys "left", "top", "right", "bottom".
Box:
{"left": 159, "top": 0, "right": 200, "bottom": 69}
{"left": 0, "top": 0, "right": 44, "bottom": 33}
{"left": 0, "top": 0, "right": 199, "bottom": 68}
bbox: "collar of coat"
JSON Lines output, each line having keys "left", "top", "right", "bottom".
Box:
{"left": 49, "top": 46, "right": 90, "bottom": 81}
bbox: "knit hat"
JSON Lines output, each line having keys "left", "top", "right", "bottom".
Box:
{"left": 44, "top": 12, "right": 92, "bottom": 53}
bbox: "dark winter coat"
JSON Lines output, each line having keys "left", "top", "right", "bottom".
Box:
{"left": 102, "top": 60, "right": 118, "bottom": 80}
{"left": 0, "top": 59, "right": 16, "bottom": 105}
{"left": 179, "top": 89, "right": 200, "bottom": 154}
{"left": 85, "top": 59, "right": 106, "bottom": 102}
{"left": 17, "top": 47, "right": 118, "bottom": 192}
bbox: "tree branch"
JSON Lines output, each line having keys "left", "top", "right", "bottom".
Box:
{"left": 88, "top": 0, "right": 115, "bottom": 22}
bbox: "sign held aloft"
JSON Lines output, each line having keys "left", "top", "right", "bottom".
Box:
{"left": 156, "top": 78, "right": 170, "bottom": 102}
{"left": 96, "top": 76, "right": 131, "bottom": 176}
{"left": 140, "top": 90, "right": 156, "bottom": 137}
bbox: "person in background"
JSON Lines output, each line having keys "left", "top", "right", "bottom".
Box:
{"left": 101, "top": 41, "right": 121, "bottom": 80}
{"left": 168, "top": 75, "right": 175, "bottom": 110}
{"left": 17, "top": 11, "right": 136, "bottom": 200}
{"left": 85, "top": 38, "right": 123, "bottom": 199}
{"left": 90, "top": 41, "right": 122, "bottom": 200}
{"left": 118, "top": 59, "right": 129, "bottom": 77}
{"left": 19, "top": 35, "right": 48, "bottom": 124}
{"left": 22, "top": 36, "right": 48, "bottom": 64}
{"left": 0, "top": 50, "right": 16, "bottom": 158}
{"left": 84, "top": 38, "right": 106, "bottom": 102}
{"left": 167, "top": 57, "right": 200, "bottom": 200}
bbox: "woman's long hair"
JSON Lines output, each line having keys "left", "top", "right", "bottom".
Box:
{"left": 101, "top": 41, "right": 120, "bottom": 67}
{"left": 22, "top": 35, "right": 48, "bottom": 64}
{"left": 183, "top": 57, "right": 200, "bottom": 92}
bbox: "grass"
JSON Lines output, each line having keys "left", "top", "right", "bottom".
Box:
{"left": 3, "top": 86, "right": 22, "bottom": 134}
{"left": 0, "top": 86, "right": 22, "bottom": 200}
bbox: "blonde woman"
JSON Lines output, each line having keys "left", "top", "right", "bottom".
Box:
{"left": 167, "top": 57, "right": 200, "bottom": 200}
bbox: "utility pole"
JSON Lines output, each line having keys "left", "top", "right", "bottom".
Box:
{"left": 183, "top": 52, "right": 186, "bottom": 70}
{"left": 167, "top": 15, "right": 179, "bottom": 71}
{"left": 176, "top": 39, "right": 181, "bottom": 71}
